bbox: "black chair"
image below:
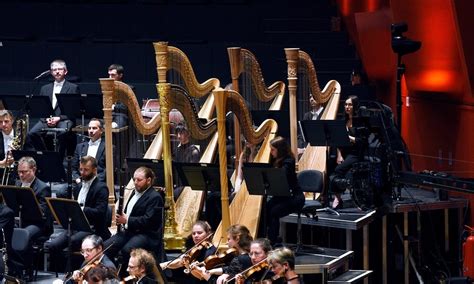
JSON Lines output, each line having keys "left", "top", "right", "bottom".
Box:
{"left": 294, "top": 170, "right": 327, "bottom": 253}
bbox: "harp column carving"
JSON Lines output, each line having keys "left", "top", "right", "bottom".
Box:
{"left": 157, "top": 82, "right": 185, "bottom": 250}
{"left": 100, "top": 78, "right": 116, "bottom": 204}
{"left": 213, "top": 88, "right": 231, "bottom": 234}
{"left": 285, "top": 48, "right": 299, "bottom": 165}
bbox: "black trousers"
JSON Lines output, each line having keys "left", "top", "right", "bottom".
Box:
{"left": 266, "top": 192, "right": 305, "bottom": 244}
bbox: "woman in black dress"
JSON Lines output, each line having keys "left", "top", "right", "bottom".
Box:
{"left": 266, "top": 136, "right": 305, "bottom": 245}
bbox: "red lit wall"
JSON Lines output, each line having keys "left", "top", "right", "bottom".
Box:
{"left": 336, "top": 0, "right": 474, "bottom": 223}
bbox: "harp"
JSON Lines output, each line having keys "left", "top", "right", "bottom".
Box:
{"left": 212, "top": 47, "right": 285, "bottom": 243}
{"left": 100, "top": 42, "right": 220, "bottom": 245}
{"left": 285, "top": 48, "right": 341, "bottom": 196}
{"left": 154, "top": 42, "right": 221, "bottom": 240}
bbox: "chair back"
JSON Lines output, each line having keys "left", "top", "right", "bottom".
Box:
{"left": 297, "top": 170, "right": 323, "bottom": 193}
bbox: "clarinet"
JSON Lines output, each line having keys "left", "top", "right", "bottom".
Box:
{"left": 116, "top": 168, "right": 126, "bottom": 233}
{"left": 1, "top": 228, "right": 8, "bottom": 276}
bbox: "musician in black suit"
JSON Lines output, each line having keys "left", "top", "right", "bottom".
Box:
{"left": 25, "top": 59, "right": 80, "bottom": 159}
{"left": 46, "top": 156, "right": 110, "bottom": 256}
{"left": 108, "top": 64, "right": 129, "bottom": 129}
{"left": 297, "top": 94, "right": 324, "bottom": 150}
{"left": 1, "top": 110, "right": 15, "bottom": 184}
{"left": 104, "top": 166, "right": 164, "bottom": 274}
{"left": 15, "top": 156, "right": 53, "bottom": 240}
{"left": 72, "top": 119, "right": 106, "bottom": 183}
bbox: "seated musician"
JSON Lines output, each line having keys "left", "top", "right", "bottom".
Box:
{"left": 160, "top": 220, "right": 216, "bottom": 283}
{"left": 229, "top": 238, "right": 274, "bottom": 284}
{"left": 83, "top": 264, "right": 120, "bottom": 284}
{"left": 193, "top": 224, "right": 252, "bottom": 283}
{"left": 297, "top": 94, "right": 324, "bottom": 154}
{"left": 108, "top": 63, "right": 130, "bottom": 129}
{"left": 233, "top": 140, "right": 258, "bottom": 195}
{"left": 13, "top": 156, "right": 53, "bottom": 276}
{"left": 72, "top": 118, "right": 107, "bottom": 184}
{"left": 266, "top": 136, "right": 305, "bottom": 245}
{"left": 329, "top": 95, "right": 366, "bottom": 209}
{"left": 268, "top": 247, "right": 301, "bottom": 284}
{"left": 46, "top": 156, "right": 110, "bottom": 259}
{"left": 1, "top": 110, "right": 15, "bottom": 185}
{"left": 104, "top": 166, "right": 164, "bottom": 275}
{"left": 126, "top": 248, "right": 164, "bottom": 284}
{"left": 69, "top": 234, "right": 116, "bottom": 283}
{"left": 173, "top": 122, "right": 201, "bottom": 200}
{"left": 25, "top": 59, "right": 80, "bottom": 161}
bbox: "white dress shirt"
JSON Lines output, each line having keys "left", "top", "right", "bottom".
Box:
{"left": 124, "top": 188, "right": 149, "bottom": 229}
{"left": 78, "top": 176, "right": 96, "bottom": 209}
{"left": 2, "top": 130, "right": 14, "bottom": 155}
{"left": 52, "top": 80, "right": 64, "bottom": 109}
{"left": 87, "top": 138, "right": 101, "bottom": 158}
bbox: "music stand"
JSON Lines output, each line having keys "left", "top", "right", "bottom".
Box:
{"left": 2, "top": 95, "right": 54, "bottom": 118}
{"left": 174, "top": 162, "right": 231, "bottom": 192}
{"left": 11, "top": 150, "right": 66, "bottom": 183}
{"left": 300, "top": 120, "right": 351, "bottom": 215}
{"left": 57, "top": 94, "right": 103, "bottom": 141}
{"left": 0, "top": 186, "right": 43, "bottom": 228}
{"left": 46, "top": 197, "right": 92, "bottom": 273}
{"left": 125, "top": 158, "right": 166, "bottom": 187}
{"left": 242, "top": 162, "right": 291, "bottom": 240}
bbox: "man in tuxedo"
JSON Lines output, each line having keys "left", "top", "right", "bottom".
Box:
{"left": 12, "top": 156, "right": 53, "bottom": 278}
{"left": 0, "top": 110, "right": 15, "bottom": 183}
{"left": 69, "top": 234, "right": 116, "bottom": 283}
{"left": 72, "top": 118, "right": 106, "bottom": 184}
{"left": 108, "top": 64, "right": 129, "bottom": 129}
{"left": 26, "top": 59, "right": 80, "bottom": 160}
{"left": 298, "top": 94, "right": 324, "bottom": 151}
{"left": 105, "top": 166, "right": 164, "bottom": 275}
{"left": 46, "top": 156, "right": 110, "bottom": 259}
{"left": 127, "top": 248, "right": 165, "bottom": 284}
{"left": 15, "top": 156, "right": 53, "bottom": 240}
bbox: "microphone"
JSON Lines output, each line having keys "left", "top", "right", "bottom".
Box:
{"left": 33, "top": 70, "right": 50, "bottom": 80}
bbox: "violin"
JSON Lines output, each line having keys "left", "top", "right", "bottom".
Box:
{"left": 120, "top": 275, "right": 137, "bottom": 284}
{"left": 63, "top": 242, "right": 114, "bottom": 283}
{"left": 227, "top": 258, "right": 270, "bottom": 284}
{"left": 162, "top": 233, "right": 214, "bottom": 270}
{"left": 185, "top": 247, "right": 239, "bottom": 280}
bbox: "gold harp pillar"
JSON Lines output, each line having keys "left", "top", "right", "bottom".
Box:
{"left": 228, "top": 47, "right": 242, "bottom": 171}
{"left": 100, "top": 78, "right": 116, "bottom": 204}
{"left": 214, "top": 88, "right": 231, "bottom": 233}
{"left": 285, "top": 48, "right": 299, "bottom": 165}
{"left": 157, "top": 82, "right": 185, "bottom": 250}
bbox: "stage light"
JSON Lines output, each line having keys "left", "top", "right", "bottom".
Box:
{"left": 391, "top": 22, "right": 421, "bottom": 56}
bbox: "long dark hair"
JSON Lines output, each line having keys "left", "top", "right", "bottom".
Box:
{"left": 269, "top": 136, "right": 294, "bottom": 168}
{"left": 345, "top": 95, "right": 360, "bottom": 121}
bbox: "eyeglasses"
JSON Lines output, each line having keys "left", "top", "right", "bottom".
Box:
{"left": 80, "top": 247, "right": 96, "bottom": 255}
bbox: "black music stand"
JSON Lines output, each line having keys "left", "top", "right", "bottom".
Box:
{"left": 11, "top": 150, "right": 66, "bottom": 183}
{"left": 242, "top": 162, "right": 291, "bottom": 240}
{"left": 0, "top": 186, "right": 43, "bottom": 228}
{"left": 125, "top": 158, "right": 166, "bottom": 187}
{"left": 2, "top": 95, "right": 54, "bottom": 118}
{"left": 300, "top": 120, "right": 350, "bottom": 215}
{"left": 57, "top": 93, "right": 103, "bottom": 141}
{"left": 174, "top": 162, "right": 231, "bottom": 192}
{"left": 46, "top": 197, "right": 92, "bottom": 273}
